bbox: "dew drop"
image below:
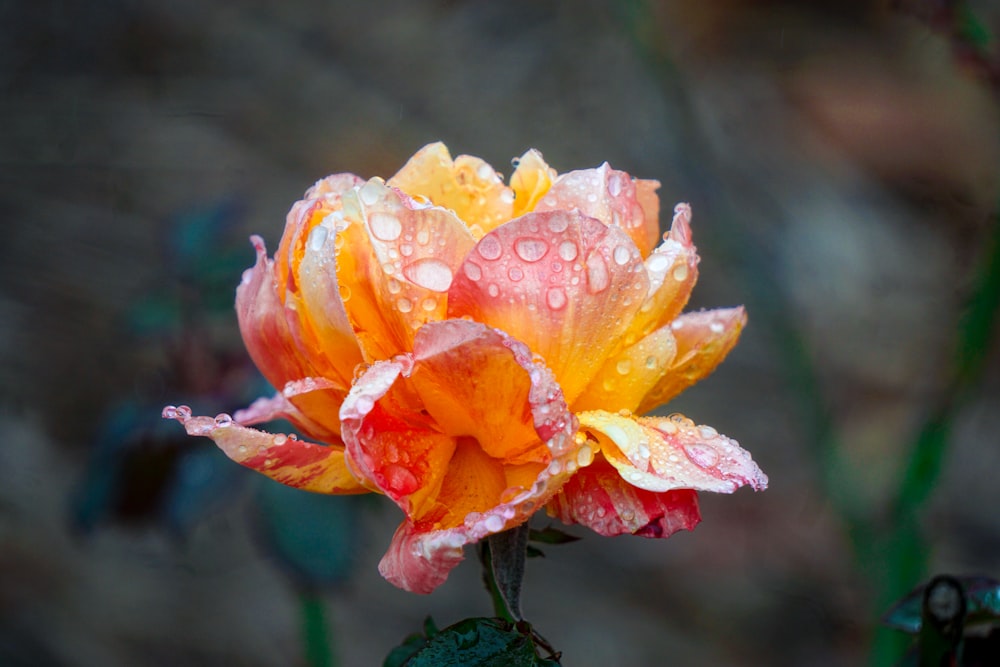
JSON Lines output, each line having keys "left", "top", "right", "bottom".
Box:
{"left": 355, "top": 394, "right": 375, "bottom": 414}
{"left": 608, "top": 173, "right": 623, "bottom": 197}
{"left": 672, "top": 263, "right": 689, "bottom": 282}
{"left": 369, "top": 212, "right": 402, "bottom": 241}
{"left": 403, "top": 258, "right": 453, "bottom": 292}
{"left": 647, "top": 253, "right": 669, "bottom": 273}
{"left": 399, "top": 243, "right": 413, "bottom": 257}
{"left": 699, "top": 425, "right": 718, "bottom": 439}
{"left": 384, "top": 464, "right": 419, "bottom": 495}
{"left": 577, "top": 444, "right": 594, "bottom": 467}
{"left": 339, "top": 285, "right": 351, "bottom": 302}
{"left": 507, "top": 266, "right": 524, "bottom": 282}
{"left": 616, "top": 359, "right": 631, "bottom": 375}
{"left": 273, "top": 433, "right": 288, "bottom": 445}
{"left": 548, "top": 459, "right": 562, "bottom": 475}
{"left": 476, "top": 163, "right": 495, "bottom": 181}
{"left": 484, "top": 514, "right": 505, "bottom": 533}
{"left": 396, "top": 297, "right": 413, "bottom": 313}
{"left": 307, "top": 225, "right": 328, "bottom": 251}
{"left": 644, "top": 355, "right": 658, "bottom": 369}
{"left": 586, "top": 254, "right": 610, "bottom": 293}
{"left": 709, "top": 321, "right": 724, "bottom": 334}
{"left": 416, "top": 228, "right": 430, "bottom": 245}
{"left": 359, "top": 181, "right": 382, "bottom": 205}
{"left": 545, "top": 286, "right": 567, "bottom": 310}
{"left": 387, "top": 278, "right": 402, "bottom": 294}
{"left": 557, "top": 240, "right": 578, "bottom": 261}
{"left": 683, "top": 443, "right": 720, "bottom": 469}
{"left": 487, "top": 283, "right": 500, "bottom": 297}
{"left": 477, "top": 234, "right": 503, "bottom": 260}
{"left": 547, "top": 214, "right": 569, "bottom": 233}
{"left": 421, "top": 297, "right": 437, "bottom": 312}
{"left": 463, "top": 262, "right": 483, "bottom": 281}
{"left": 613, "top": 245, "right": 631, "bottom": 266}
{"left": 500, "top": 189, "right": 515, "bottom": 205}
{"left": 515, "top": 237, "right": 548, "bottom": 263}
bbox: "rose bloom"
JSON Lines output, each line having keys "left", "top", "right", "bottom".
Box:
{"left": 164, "top": 143, "right": 767, "bottom": 594}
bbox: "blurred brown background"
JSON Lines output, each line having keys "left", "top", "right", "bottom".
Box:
{"left": 2, "top": 0, "right": 1000, "bottom": 665}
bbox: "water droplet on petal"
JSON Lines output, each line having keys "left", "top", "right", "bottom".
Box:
{"left": 508, "top": 266, "right": 524, "bottom": 281}
{"left": 644, "top": 355, "right": 658, "bottom": 369}
{"left": 476, "top": 163, "right": 495, "bottom": 181}
{"left": 307, "top": 225, "right": 328, "bottom": 251}
{"left": 463, "top": 262, "right": 483, "bottom": 281}
{"left": 608, "top": 173, "right": 623, "bottom": 197}
{"left": 709, "top": 321, "right": 724, "bottom": 334}
{"left": 359, "top": 181, "right": 382, "bottom": 205}
{"left": 577, "top": 444, "right": 594, "bottom": 467}
{"left": 273, "top": 433, "right": 288, "bottom": 445}
{"left": 683, "top": 443, "right": 720, "bottom": 469}
{"left": 369, "top": 212, "right": 402, "bottom": 241}
{"left": 384, "top": 464, "right": 419, "bottom": 496}
{"left": 613, "top": 245, "right": 632, "bottom": 266}
{"left": 487, "top": 283, "right": 500, "bottom": 297}
{"left": 558, "top": 240, "right": 578, "bottom": 262}
{"left": 421, "top": 297, "right": 437, "bottom": 312}
{"left": 616, "top": 359, "right": 631, "bottom": 375}
{"left": 515, "top": 237, "right": 548, "bottom": 262}
{"left": 672, "top": 263, "right": 689, "bottom": 282}
{"left": 500, "top": 189, "right": 515, "bottom": 204}
{"left": 403, "top": 258, "right": 453, "bottom": 292}
{"left": 214, "top": 413, "right": 233, "bottom": 427}
{"left": 586, "top": 254, "right": 610, "bottom": 293}
{"left": 396, "top": 297, "right": 413, "bottom": 313}
{"left": 545, "top": 286, "right": 567, "bottom": 310}
{"left": 477, "top": 234, "right": 503, "bottom": 260}
{"left": 387, "top": 278, "right": 402, "bottom": 294}
{"left": 547, "top": 215, "right": 569, "bottom": 233}
{"left": 484, "top": 514, "right": 505, "bottom": 533}
{"left": 416, "top": 228, "right": 430, "bottom": 245}
{"left": 647, "top": 253, "right": 669, "bottom": 273}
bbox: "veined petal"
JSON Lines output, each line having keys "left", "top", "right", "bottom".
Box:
{"left": 578, "top": 410, "right": 768, "bottom": 494}
{"left": 535, "top": 163, "right": 660, "bottom": 257}
{"left": 336, "top": 180, "right": 477, "bottom": 360}
{"left": 232, "top": 379, "right": 346, "bottom": 444}
{"left": 572, "top": 324, "right": 678, "bottom": 413}
{"left": 510, "top": 149, "right": 557, "bottom": 218}
{"left": 388, "top": 142, "right": 514, "bottom": 237}
{"left": 161, "top": 405, "right": 367, "bottom": 494}
{"left": 637, "top": 306, "right": 747, "bottom": 414}
{"left": 626, "top": 203, "right": 701, "bottom": 340}
{"left": 546, "top": 456, "right": 701, "bottom": 538}
{"left": 448, "top": 210, "right": 649, "bottom": 404}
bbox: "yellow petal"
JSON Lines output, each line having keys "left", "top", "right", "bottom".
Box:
{"left": 509, "top": 149, "right": 557, "bottom": 218}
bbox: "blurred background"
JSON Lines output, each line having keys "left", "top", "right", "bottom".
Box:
{"left": 2, "top": 0, "right": 1000, "bottom": 665}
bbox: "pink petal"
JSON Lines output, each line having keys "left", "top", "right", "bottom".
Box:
{"left": 335, "top": 180, "right": 477, "bottom": 360}
{"left": 447, "top": 210, "right": 649, "bottom": 405}
{"left": 547, "top": 456, "right": 701, "bottom": 538}
{"left": 535, "top": 163, "right": 660, "bottom": 257}
{"left": 161, "top": 405, "right": 367, "bottom": 494}
{"left": 578, "top": 410, "right": 768, "bottom": 494}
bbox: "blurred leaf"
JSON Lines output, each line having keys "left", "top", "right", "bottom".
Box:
{"left": 528, "top": 526, "right": 580, "bottom": 545}
{"left": 383, "top": 617, "right": 559, "bottom": 667}
{"left": 253, "top": 479, "right": 365, "bottom": 589}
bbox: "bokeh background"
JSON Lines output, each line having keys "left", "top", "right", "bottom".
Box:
{"left": 2, "top": 0, "right": 1000, "bottom": 665}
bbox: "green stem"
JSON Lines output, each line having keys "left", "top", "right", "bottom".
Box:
{"left": 479, "top": 524, "right": 531, "bottom": 622}
{"left": 299, "top": 588, "right": 336, "bottom": 667}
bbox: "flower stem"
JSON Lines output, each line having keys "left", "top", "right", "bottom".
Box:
{"left": 299, "top": 588, "right": 337, "bottom": 667}
{"left": 480, "top": 523, "right": 530, "bottom": 622}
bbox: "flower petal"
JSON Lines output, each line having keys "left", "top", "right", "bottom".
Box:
{"left": 448, "top": 210, "right": 649, "bottom": 404}
{"left": 637, "top": 306, "right": 747, "bottom": 414}
{"left": 626, "top": 203, "right": 701, "bottom": 340}
{"left": 571, "top": 324, "right": 678, "bottom": 413}
{"left": 535, "top": 163, "right": 660, "bottom": 257}
{"left": 161, "top": 405, "right": 367, "bottom": 494}
{"left": 546, "top": 456, "right": 701, "bottom": 538}
{"left": 232, "top": 379, "right": 346, "bottom": 444}
{"left": 578, "top": 410, "right": 768, "bottom": 494}
{"left": 509, "top": 149, "right": 557, "bottom": 218}
{"left": 388, "top": 142, "right": 514, "bottom": 237}
{"left": 335, "top": 180, "right": 477, "bottom": 360}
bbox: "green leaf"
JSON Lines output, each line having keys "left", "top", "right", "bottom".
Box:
{"left": 528, "top": 526, "right": 581, "bottom": 545}
{"left": 385, "top": 617, "right": 559, "bottom": 667}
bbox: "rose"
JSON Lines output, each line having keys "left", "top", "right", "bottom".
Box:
{"left": 164, "top": 143, "right": 767, "bottom": 593}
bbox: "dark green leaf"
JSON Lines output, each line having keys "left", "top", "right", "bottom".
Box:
{"left": 388, "top": 617, "right": 559, "bottom": 667}
{"left": 528, "top": 526, "right": 581, "bottom": 545}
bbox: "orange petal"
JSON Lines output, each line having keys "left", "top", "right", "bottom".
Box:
{"left": 626, "top": 203, "right": 700, "bottom": 340}
{"left": 634, "top": 178, "right": 663, "bottom": 256}
{"left": 387, "top": 142, "right": 514, "bottom": 237}
{"left": 571, "top": 324, "right": 678, "bottom": 413}
{"left": 546, "top": 456, "right": 701, "bottom": 537}
{"left": 162, "top": 405, "right": 367, "bottom": 494}
{"left": 637, "top": 306, "right": 747, "bottom": 414}
{"left": 447, "top": 210, "right": 649, "bottom": 404}
{"left": 335, "top": 180, "right": 477, "bottom": 360}
{"left": 535, "top": 163, "right": 660, "bottom": 257}
{"left": 579, "top": 410, "right": 768, "bottom": 494}
{"left": 232, "top": 379, "right": 346, "bottom": 445}
{"left": 509, "top": 149, "right": 557, "bottom": 218}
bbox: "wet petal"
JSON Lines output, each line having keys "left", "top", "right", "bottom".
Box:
{"left": 388, "top": 142, "right": 514, "bottom": 237}
{"left": 579, "top": 410, "right": 768, "bottom": 494}
{"left": 232, "top": 380, "right": 345, "bottom": 445}
{"left": 162, "top": 405, "right": 367, "bottom": 494}
{"left": 509, "top": 149, "right": 557, "bottom": 218}
{"left": 535, "top": 163, "right": 659, "bottom": 257}
{"left": 637, "top": 306, "right": 747, "bottom": 414}
{"left": 336, "top": 180, "right": 477, "bottom": 360}
{"left": 626, "top": 203, "right": 701, "bottom": 340}
{"left": 572, "top": 325, "right": 678, "bottom": 413}
{"left": 547, "top": 456, "right": 701, "bottom": 538}
{"left": 448, "top": 210, "right": 649, "bottom": 404}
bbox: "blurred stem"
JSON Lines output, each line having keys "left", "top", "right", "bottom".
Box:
{"left": 300, "top": 589, "right": 336, "bottom": 667}
{"left": 479, "top": 524, "right": 530, "bottom": 623}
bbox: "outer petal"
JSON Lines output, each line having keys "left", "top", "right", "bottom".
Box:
{"left": 578, "top": 410, "right": 768, "bottom": 494}
{"left": 571, "top": 324, "right": 678, "bottom": 413}
{"left": 340, "top": 320, "right": 580, "bottom": 593}
{"left": 637, "top": 306, "right": 747, "bottom": 414}
{"left": 161, "top": 405, "right": 367, "bottom": 494}
{"left": 335, "top": 180, "right": 477, "bottom": 360}
{"left": 388, "top": 142, "right": 515, "bottom": 237}
{"left": 448, "top": 210, "right": 649, "bottom": 404}
{"left": 233, "top": 378, "right": 346, "bottom": 444}
{"left": 547, "top": 456, "right": 701, "bottom": 538}
{"left": 509, "top": 149, "right": 557, "bottom": 218}
{"left": 535, "top": 163, "right": 660, "bottom": 257}
{"left": 626, "top": 203, "right": 701, "bottom": 340}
